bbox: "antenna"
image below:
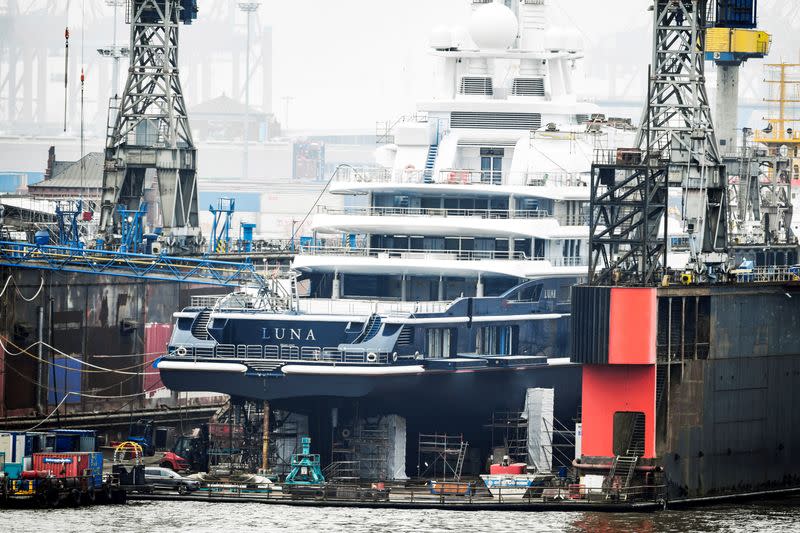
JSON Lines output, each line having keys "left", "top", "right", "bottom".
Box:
{"left": 63, "top": 1, "right": 71, "bottom": 132}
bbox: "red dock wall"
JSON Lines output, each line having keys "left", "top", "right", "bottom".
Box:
{"left": 608, "top": 288, "right": 657, "bottom": 365}
{"left": 581, "top": 364, "right": 656, "bottom": 458}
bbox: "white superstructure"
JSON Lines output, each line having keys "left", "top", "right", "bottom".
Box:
{"left": 293, "top": 0, "right": 635, "bottom": 301}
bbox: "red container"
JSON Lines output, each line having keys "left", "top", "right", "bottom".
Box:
{"left": 33, "top": 452, "right": 90, "bottom": 479}
{"left": 489, "top": 463, "right": 527, "bottom": 475}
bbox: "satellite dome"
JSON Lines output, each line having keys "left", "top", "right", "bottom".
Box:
{"left": 544, "top": 26, "right": 566, "bottom": 51}
{"left": 562, "top": 27, "right": 583, "bottom": 51}
{"left": 468, "top": 3, "right": 518, "bottom": 50}
{"left": 430, "top": 25, "right": 454, "bottom": 50}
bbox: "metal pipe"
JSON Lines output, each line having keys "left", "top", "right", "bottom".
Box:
{"left": 261, "top": 401, "right": 270, "bottom": 473}
{"left": 572, "top": 459, "right": 661, "bottom": 472}
{"left": 37, "top": 305, "right": 45, "bottom": 413}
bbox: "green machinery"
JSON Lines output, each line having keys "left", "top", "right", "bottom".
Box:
{"left": 283, "top": 437, "right": 325, "bottom": 486}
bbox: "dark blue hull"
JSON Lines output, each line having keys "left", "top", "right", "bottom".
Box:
{"left": 158, "top": 360, "right": 581, "bottom": 426}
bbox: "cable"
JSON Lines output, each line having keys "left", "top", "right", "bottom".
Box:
{"left": 27, "top": 394, "right": 71, "bottom": 431}
{"left": 25, "top": 386, "right": 167, "bottom": 432}
{"left": 13, "top": 275, "right": 44, "bottom": 302}
{"left": 289, "top": 164, "right": 367, "bottom": 242}
{"left": 0, "top": 331, "right": 166, "bottom": 361}
{"left": 0, "top": 274, "right": 43, "bottom": 301}
{"left": 0, "top": 336, "right": 163, "bottom": 376}
{"left": 0, "top": 275, "right": 11, "bottom": 298}
{"left": 4, "top": 358, "right": 148, "bottom": 396}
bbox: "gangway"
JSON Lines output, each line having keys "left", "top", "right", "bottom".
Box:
{"left": 0, "top": 241, "right": 266, "bottom": 289}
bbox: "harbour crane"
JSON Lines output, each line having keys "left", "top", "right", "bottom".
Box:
{"left": 589, "top": 0, "right": 768, "bottom": 285}
{"left": 99, "top": 1, "right": 201, "bottom": 254}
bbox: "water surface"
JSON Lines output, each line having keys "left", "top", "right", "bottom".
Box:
{"left": 2, "top": 496, "right": 799, "bottom": 532}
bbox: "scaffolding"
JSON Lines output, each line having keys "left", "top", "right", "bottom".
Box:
{"left": 486, "top": 410, "right": 577, "bottom": 474}
{"left": 268, "top": 411, "right": 305, "bottom": 477}
{"left": 487, "top": 411, "right": 529, "bottom": 464}
{"left": 328, "top": 417, "right": 392, "bottom": 483}
{"left": 417, "top": 433, "right": 467, "bottom": 481}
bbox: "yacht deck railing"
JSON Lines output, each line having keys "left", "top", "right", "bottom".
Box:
{"left": 333, "top": 167, "right": 588, "bottom": 188}
{"left": 297, "top": 298, "right": 450, "bottom": 315}
{"left": 173, "top": 343, "right": 391, "bottom": 364}
{"left": 316, "top": 206, "right": 551, "bottom": 219}
{"left": 299, "top": 245, "right": 530, "bottom": 261}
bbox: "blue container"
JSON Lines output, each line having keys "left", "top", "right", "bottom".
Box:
{"left": 34, "top": 230, "right": 50, "bottom": 246}
{"left": 51, "top": 429, "right": 96, "bottom": 452}
{"left": 87, "top": 451, "right": 104, "bottom": 488}
{"left": 3, "top": 462, "right": 23, "bottom": 480}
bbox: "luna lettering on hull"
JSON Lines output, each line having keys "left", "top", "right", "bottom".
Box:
{"left": 262, "top": 327, "right": 316, "bottom": 341}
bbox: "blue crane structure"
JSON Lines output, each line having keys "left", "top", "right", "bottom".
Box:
{"left": 0, "top": 240, "right": 266, "bottom": 289}
{"left": 208, "top": 198, "right": 235, "bottom": 254}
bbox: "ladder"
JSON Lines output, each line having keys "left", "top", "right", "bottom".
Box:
{"left": 626, "top": 413, "right": 646, "bottom": 456}
{"left": 453, "top": 440, "right": 468, "bottom": 481}
{"left": 422, "top": 144, "right": 439, "bottom": 182}
{"left": 604, "top": 454, "right": 638, "bottom": 499}
{"left": 656, "top": 364, "right": 668, "bottom": 411}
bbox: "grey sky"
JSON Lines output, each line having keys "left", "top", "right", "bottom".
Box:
{"left": 11, "top": 0, "right": 800, "bottom": 133}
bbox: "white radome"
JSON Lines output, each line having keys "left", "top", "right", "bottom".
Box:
{"left": 468, "top": 2, "right": 518, "bottom": 50}
{"left": 545, "top": 26, "right": 566, "bottom": 51}
{"left": 430, "top": 25, "right": 455, "bottom": 50}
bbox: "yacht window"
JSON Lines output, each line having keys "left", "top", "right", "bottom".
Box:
{"left": 516, "top": 284, "right": 543, "bottom": 302}
{"left": 476, "top": 326, "right": 517, "bottom": 355}
{"left": 423, "top": 237, "right": 445, "bottom": 251}
{"left": 514, "top": 239, "right": 530, "bottom": 256}
{"left": 557, "top": 283, "right": 572, "bottom": 304}
{"left": 489, "top": 196, "right": 508, "bottom": 210}
{"left": 480, "top": 148, "right": 504, "bottom": 185}
{"left": 393, "top": 195, "right": 410, "bottom": 208}
{"left": 475, "top": 238, "right": 494, "bottom": 258}
{"left": 393, "top": 236, "right": 409, "bottom": 250}
{"left": 533, "top": 238, "right": 545, "bottom": 259}
{"left": 421, "top": 197, "right": 440, "bottom": 209}
{"left": 426, "top": 328, "right": 454, "bottom": 358}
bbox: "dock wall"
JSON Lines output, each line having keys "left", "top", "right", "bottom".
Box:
{"left": 659, "top": 286, "right": 800, "bottom": 498}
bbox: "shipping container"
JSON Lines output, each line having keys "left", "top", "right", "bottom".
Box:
{"left": 0, "top": 432, "right": 26, "bottom": 463}
{"left": 25, "top": 432, "right": 56, "bottom": 455}
{"left": 33, "top": 452, "right": 90, "bottom": 480}
{"left": 87, "top": 451, "right": 104, "bottom": 487}
{"left": 51, "top": 429, "right": 97, "bottom": 452}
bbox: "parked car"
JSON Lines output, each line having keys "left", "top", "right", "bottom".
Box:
{"left": 143, "top": 467, "right": 200, "bottom": 494}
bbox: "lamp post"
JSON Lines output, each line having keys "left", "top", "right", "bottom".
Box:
{"left": 238, "top": 2, "right": 261, "bottom": 181}
{"left": 97, "top": 1, "right": 129, "bottom": 98}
